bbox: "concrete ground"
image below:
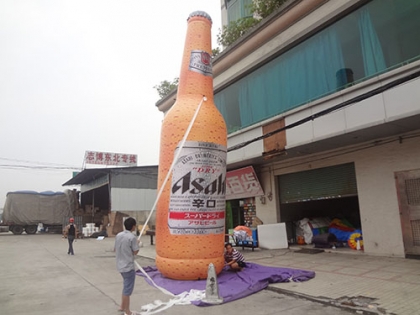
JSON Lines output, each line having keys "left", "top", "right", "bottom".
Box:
{"left": 0, "top": 232, "right": 419, "bottom": 315}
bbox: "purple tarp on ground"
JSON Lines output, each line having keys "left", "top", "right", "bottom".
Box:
{"left": 137, "top": 263, "right": 315, "bottom": 306}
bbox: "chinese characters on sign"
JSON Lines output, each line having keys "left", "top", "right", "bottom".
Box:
{"left": 84, "top": 151, "right": 137, "bottom": 167}
{"left": 226, "top": 166, "right": 264, "bottom": 200}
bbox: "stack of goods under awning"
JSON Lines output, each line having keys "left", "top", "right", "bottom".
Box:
{"left": 296, "top": 217, "right": 363, "bottom": 250}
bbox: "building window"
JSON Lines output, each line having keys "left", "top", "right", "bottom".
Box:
{"left": 227, "top": 0, "right": 253, "bottom": 23}
{"left": 216, "top": 0, "right": 420, "bottom": 134}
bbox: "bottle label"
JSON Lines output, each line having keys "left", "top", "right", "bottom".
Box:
{"left": 168, "top": 141, "right": 227, "bottom": 235}
{"left": 189, "top": 50, "right": 212, "bottom": 77}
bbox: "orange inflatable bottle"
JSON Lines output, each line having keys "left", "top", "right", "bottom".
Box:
{"left": 156, "top": 11, "right": 227, "bottom": 280}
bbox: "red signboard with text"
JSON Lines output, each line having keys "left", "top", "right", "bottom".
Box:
{"left": 226, "top": 166, "right": 264, "bottom": 200}
{"left": 84, "top": 151, "right": 137, "bottom": 167}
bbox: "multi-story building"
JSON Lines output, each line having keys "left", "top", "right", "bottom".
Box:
{"left": 157, "top": 0, "right": 420, "bottom": 258}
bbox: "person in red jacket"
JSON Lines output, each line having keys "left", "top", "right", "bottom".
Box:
{"left": 63, "top": 218, "right": 78, "bottom": 255}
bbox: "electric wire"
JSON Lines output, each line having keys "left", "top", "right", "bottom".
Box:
{"left": 227, "top": 69, "right": 420, "bottom": 152}
{"left": 0, "top": 164, "right": 81, "bottom": 170}
{"left": 265, "top": 131, "right": 420, "bottom": 174}
{"left": 0, "top": 157, "right": 81, "bottom": 171}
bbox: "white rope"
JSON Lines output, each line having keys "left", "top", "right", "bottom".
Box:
{"left": 139, "top": 290, "right": 205, "bottom": 315}
{"left": 135, "top": 261, "right": 174, "bottom": 297}
{"left": 134, "top": 96, "right": 207, "bottom": 314}
{"left": 137, "top": 96, "right": 207, "bottom": 239}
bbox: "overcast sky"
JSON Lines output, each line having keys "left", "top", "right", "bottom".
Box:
{"left": 0, "top": 0, "right": 222, "bottom": 207}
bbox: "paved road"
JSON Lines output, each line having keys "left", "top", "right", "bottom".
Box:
{"left": 0, "top": 233, "right": 357, "bottom": 315}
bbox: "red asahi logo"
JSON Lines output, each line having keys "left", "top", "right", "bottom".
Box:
{"left": 201, "top": 52, "right": 211, "bottom": 65}
{"left": 189, "top": 50, "right": 212, "bottom": 76}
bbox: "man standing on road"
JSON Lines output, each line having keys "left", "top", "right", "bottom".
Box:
{"left": 114, "top": 217, "right": 140, "bottom": 315}
{"left": 63, "top": 217, "right": 78, "bottom": 255}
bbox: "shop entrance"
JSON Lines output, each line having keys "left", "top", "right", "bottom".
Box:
{"left": 277, "top": 163, "right": 361, "bottom": 244}
{"left": 226, "top": 199, "right": 244, "bottom": 232}
{"left": 395, "top": 169, "right": 420, "bottom": 257}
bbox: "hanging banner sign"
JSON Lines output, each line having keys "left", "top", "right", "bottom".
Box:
{"left": 84, "top": 151, "right": 137, "bottom": 167}
{"left": 226, "top": 166, "right": 264, "bottom": 200}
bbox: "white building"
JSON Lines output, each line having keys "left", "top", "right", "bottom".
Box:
{"left": 63, "top": 166, "right": 158, "bottom": 231}
{"left": 157, "top": 0, "right": 420, "bottom": 258}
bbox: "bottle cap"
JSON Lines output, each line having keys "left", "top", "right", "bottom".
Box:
{"left": 188, "top": 11, "right": 212, "bottom": 23}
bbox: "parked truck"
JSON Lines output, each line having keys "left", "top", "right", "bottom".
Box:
{"left": 1, "top": 190, "right": 77, "bottom": 235}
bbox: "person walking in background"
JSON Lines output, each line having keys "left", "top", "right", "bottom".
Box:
{"left": 115, "top": 217, "right": 140, "bottom": 315}
{"left": 224, "top": 243, "right": 246, "bottom": 271}
{"left": 63, "top": 217, "right": 78, "bottom": 255}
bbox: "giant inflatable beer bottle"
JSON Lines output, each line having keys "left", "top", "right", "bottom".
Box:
{"left": 156, "top": 11, "right": 227, "bottom": 280}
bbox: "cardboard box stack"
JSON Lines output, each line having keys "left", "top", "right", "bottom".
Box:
{"left": 104, "top": 211, "right": 129, "bottom": 237}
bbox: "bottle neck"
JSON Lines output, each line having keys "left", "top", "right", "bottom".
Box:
{"left": 176, "top": 16, "right": 213, "bottom": 100}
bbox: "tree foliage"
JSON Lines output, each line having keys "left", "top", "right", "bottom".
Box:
{"left": 155, "top": 0, "right": 288, "bottom": 99}
{"left": 217, "top": 17, "right": 259, "bottom": 48}
{"left": 154, "top": 49, "right": 220, "bottom": 100}
{"left": 217, "top": 0, "right": 288, "bottom": 47}
{"left": 153, "top": 78, "right": 179, "bottom": 99}
{"left": 251, "top": 0, "right": 288, "bottom": 19}
{"left": 212, "top": 47, "right": 221, "bottom": 58}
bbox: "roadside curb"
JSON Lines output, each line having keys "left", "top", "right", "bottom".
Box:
{"left": 266, "top": 286, "right": 390, "bottom": 315}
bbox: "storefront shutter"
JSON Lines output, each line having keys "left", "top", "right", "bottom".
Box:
{"left": 279, "top": 163, "right": 357, "bottom": 203}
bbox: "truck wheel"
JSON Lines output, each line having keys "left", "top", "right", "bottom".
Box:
{"left": 25, "top": 225, "right": 37, "bottom": 234}
{"left": 11, "top": 225, "right": 24, "bottom": 235}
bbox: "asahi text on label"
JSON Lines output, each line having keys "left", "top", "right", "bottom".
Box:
{"left": 168, "top": 141, "right": 227, "bottom": 235}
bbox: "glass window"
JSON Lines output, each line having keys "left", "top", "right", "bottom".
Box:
{"left": 216, "top": 0, "right": 420, "bottom": 134}
{"left": 227, "top": 0, "right": 253, "bottom": 23}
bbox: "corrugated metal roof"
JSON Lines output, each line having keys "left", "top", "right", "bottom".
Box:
{"left": 62, "top": 165, "right": 158, "bottom": 186}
